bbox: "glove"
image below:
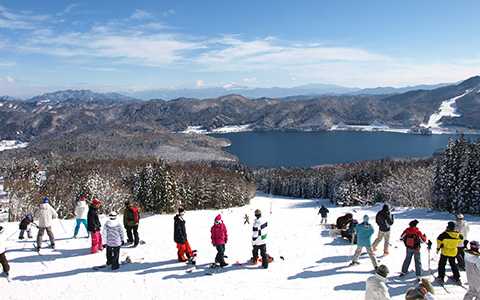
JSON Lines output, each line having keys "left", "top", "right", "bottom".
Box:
{"left": 427, "top": 240, "right": 432, "bottom": 250}
{"left": 436, "top": 248, "right": 440, "bottom": 254}
{"left": 464, "top": 240, "right": 469, "bottom": 248}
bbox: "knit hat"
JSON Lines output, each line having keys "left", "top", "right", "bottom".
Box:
{"left": 456, "top": 213, "right": 464, "bottom": 220}
{"left": 409, "top": 219, "right": 419, "bottom": 227}
{"left": 405, "top": 288, "right": 424, "bottom": 300}
{"left": 470, "top": 241, "right": 479, "bottom": 252}
{"left": 447, "top": 221, "right": 456, "bottom": 230}
{"left": 363, "top": 215, "right": 369, "bottom": 223}
{"left": 254, "top": 209, "right": 261, "bottom": 217}
{"left": 91, "top": 198, "right": 101, "bottom": 207}
{"left": 382, "top": 204, "right": 390, "bottom": 211}
{"left": 109, "top": 211, "right": 118, "bottom": 220}
{"left": 215, "top": 214, "right": 222, "bottom": 222}
{"left": 178, "top": 207, "right": 185, "bottom": 214}
{"left": 376, "top": 264, "right": 389, "bottom": 278}
{"left": 42, "top": 196, "right": 49, "bottom": 204}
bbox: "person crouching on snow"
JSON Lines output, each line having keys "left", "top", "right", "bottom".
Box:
{"left": 350, "top": 215, "right": 378, "bottom": 269}
{"left": 464, "top": 240, "right": 480, "bottom": 300}
{"left": 0, "top": 226, "right": 10, "bottom": 279}
{"left": 211, "top": 214, "right": 228, "bottom": 267}
{"left": 103, "top": 212, "right": 125, "bottom": 270}
{"left": 87, "top": 198, "right": 103, "bottom": 254}
{"left": 19, "top": 213, "right": 35, "bottom": 240}
{"left": 404, "top": 278, "right": 435, "bottom": 300}
{"left": 252, "top": 209, "right": 269, "bottom": 269}
{"left": 174, "top": 207, "right": 194, "bottom": 263}
{"left": 365, "top": 264, "right": 391, "bottom": 300}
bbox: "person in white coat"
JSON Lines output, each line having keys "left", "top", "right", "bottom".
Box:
{"left": 251, "top": 209, "right": 269, "bottom": 269}
{"left": 34, "top": 197, "right": 58, "bottom": 251}
{"left": 103, "top": 212, "right": 125, "bottom": 270}
{"left": 456, "top": 214, "right": 470, "bottom": 270}
{"left": 0, "top": 226, "right": 10, "bottom": 278}
{"left": 365, "top": 264, "right": 391, "bottom": 300}
{"left": 464, "top": 241, "right": 480, "bottom": 300}
{"left": 73, "top": 196, "right": 89, "bottom": 238}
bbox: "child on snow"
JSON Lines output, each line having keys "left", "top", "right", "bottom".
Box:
{"left": 464, "top": 241, "right": 480, "bottom": 300}
{"left": 436, "top": 221, "right": 463, "bottom": 285}
{"left": 404, "top": 278, "right": 435, "bottom": 300}
{"left": 318, "top": 205, "right": 329, "bottom": 224}
{"left": 87, "top": 198, "right": 103, "bottom": 254}
{"left": 399, "top": 219, "right": 429, "bottom": 279}
{"left": 455, "top": 213, "right": 470, "bottom": 271}
{"left": 73, "top": 195, "right": 89, "bottom": 238}
{"left": 372, "top": 204, "right": 394, "bottom": 256}
{"left": 0, "top": 225, "right": 10, "bottom": 278}
{"left": 174, "top": 207, "right": 194, "bottom": 263}
{"left": 252, "top": 209, "right": 269, "bottom": 269}
{"left": 350, "top": 215, "right": 378, "bottom": 269}
{"left": 211, "top": 214, "right": 228, "bottom": 267}
{"left": 18, "top": 213, "right": 35, "bottom": 240}
{"left": 34, "top": 197, "right": 58, "bottom": 251}
{"left": 365, "top": 264, "right": 391, "bottom": 300}
{"left": 103, "top": 212, "right": 125, "bottom": 270}
{"left": 123, "top": 201, "right": 140, "bottom": 247}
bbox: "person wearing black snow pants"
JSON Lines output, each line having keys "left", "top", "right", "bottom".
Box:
{"left": 252, "top": 209, "right": 269, "bottom": 268}
{"left": 252, "top": 244, "right": 268, "bottom": 266}
{"left": 106, "top": 246, "right": 121, "bottom": 269}
{"left": 123, "top": 201, "right": 140, "bottom": 247}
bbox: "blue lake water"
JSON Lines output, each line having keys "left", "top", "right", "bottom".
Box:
{"left": 211, "top": 131, "right": 477, "bottom": 168}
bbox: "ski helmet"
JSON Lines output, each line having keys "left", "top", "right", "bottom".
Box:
{"left": 456, "top": 214, "right": 464, "bottom": 220}
{"left": 254, "top": 209, "right": 261, "bottom": 217}
{"left": 42, "top": 196, "right": 49, "bottom": 204}
{"left": 376, "top": 264, "right": 389, "bottom": 278}
{"left": 447, "top": 221, "right": 456, "bottom": 230}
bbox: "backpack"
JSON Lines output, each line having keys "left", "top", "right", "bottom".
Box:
{"left": 404, "top": 233, "right": 421, "bottom": 249}
{"left": 131, "top": 207, "right": 140, "bottom": 224}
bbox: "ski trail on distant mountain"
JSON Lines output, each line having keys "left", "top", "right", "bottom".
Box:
{"left": 422, "top": 90, "right": 471, "bottom": 128}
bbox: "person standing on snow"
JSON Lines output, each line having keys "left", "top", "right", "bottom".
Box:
{"left": 87, "top": 198, "right": 103, "bottom": 254}
{"left": 211, "top": 214, "right": 228, "bottom": 267}
{"left": 0, "top": 226, "right": 10, "bottom": 279}
{"left": 350, "top": 215, "right": 378, "bottom": 269}
{"left": 318, "top": 205, "right": 329, "bottom": 224}
{"left": 252, "top": 209, "right": 269, "bottom": 269}
{"left": 436, "top": 221, "right": 463, "bottom": 285}
{"left": 73, "top": 195, "right": 89, "bottom": 238}
{"left": 399, "top": 219, "right": 429, "bottom": 279}
{"left": 464, "top": 240, "right": 480, "bottom": 300}
{"left": 174, "top": 207, "right": 194, "bottom": 263}
{"left": 372, "top": 204, "right": 394, "bottom": 256}
{"left": 365, "top": 264, "right": 391, "bottom": 300}
{"left": 102, "top": 212, "right": 125, "bottom": 270}
{"left": 18, "top": 213, "right": 35, "bottom": 240}
{"left": 455, "top": 214, "right": 470, "bottom": 271}
{"left": 34, "top": 197, "right": 58, "bottom": 251}
{"left": 123, "top": 201, "right": 140, "bottom": 247}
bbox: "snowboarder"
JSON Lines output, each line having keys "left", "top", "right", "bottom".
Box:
{"left": 252, "top": 209, "right": 269, "bottom": 269}
{"left": 350, "top": 215, "right": 378, "bottom": 269}
{"left": 464, "top": 240, "right": 480, "bottom": 300}
{"left": 455, "top": 213, "right": 470, "bottom": 271}
{"left": 211, "top": 214, "right": 228, "bottom": 267}
{"left": 18, "top": 213, "right": 35, "bottom": 240}
{"left": 123, "top": 201, "right": 140, "bottom": 247}
{"left": 174, "top": 207, "right": 194, "bottom": 263}
{"left": 0, "top": 226, "right": 10, "bottom": 278}
{"left": 102, "top": 212, "right": 125, "bottom": 270}
{"left": 436, "top": 221, "right": 463, "bottom": 285}
{"left": 365, "top": 264, "right": 391, "bottom": 300}
{"left": 405, "top": 278, "right": 435, "bottom": 300}
{"left": 318, "top": 205, "right": 329, "bottom": 224}
{"left": 372, "top": 204, "right": 394, "bottom": 256}
{"left": 87, "top": 198, "right": 103, "bottom": 254}
{"left": 244, "top": 213, "right": 250, "bottom": 225}
{"left": 73, "top": 195, "right": 89, "bottom": 238}
{"left": 399, "top": 219, "right": 428, "bottom": 279}
{"left": 34, "top": 197, "right": 58, "bottom": 251}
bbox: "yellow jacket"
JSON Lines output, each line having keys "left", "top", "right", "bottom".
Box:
{"left": 437, "top": 230, "right": 463, "bottom": 257}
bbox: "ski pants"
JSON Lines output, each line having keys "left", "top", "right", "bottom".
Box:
{"left": 19, "top": 227, "right": 32, "bottom": 239}
{"left": 37, "top": 226, "right": 55, "bottom": 248}
{"left": 125, "top": 225, "right": 139, "bottom": 246}
{"left": 457, "top": 246, "right": 466, "bottom": 270}
{"left": 401, "top": 248, "right": 422, "bottom": 277}
{"left": 438, "top": 254, "right": 460, "bottom": 281}
{"left": 0, "top": 252, "right": 9, "bottom": 273}
{"left": 215, "top": 244, "right": 226, "bottom": 264}
{"left": 176, "top": 240, "right": 193, "bottom": 261}
{"left": 74, "top": 219, "right": 88, "bottom": 237}
{"left": 321, "top": 217, "right": 328, "bottom": 224}
{"left": 372, "top": 230, "right": 390, "bottom": 253}
{"left": 352, "top": 246, "right": 378, "bottom": 268}
{"left": 90, "top": 230, "right": 103, "bottom": 254}
{"left": 464, "top": 287, "right": 480, "bottom": 300}
{"left": 252, "top": 244, "right": 268, "bottom": 268}
{"left": 106, "top": 246, "right": 120, "bottom": 270}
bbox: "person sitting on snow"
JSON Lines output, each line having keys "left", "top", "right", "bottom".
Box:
{"left": 464, "top": 240, "right": 480, "bottom": 300}
{"left": 0, "top": 226, "right": 10, "bottom": 279}
{"left": 211, "top": 214, "right": 228, "bottom": 267}
{"left": 404, "top": 278, "right": 435, "bottom": 300}
{"left": 350, "top": 215, "right": 378, "bottom": 269}
{"left": 399, "top": 219, "right": 429, "bottom": 279}
{"left": 34, "top": 197, "right": 58, "bottom": 251}
{"left": 103, "top": 212, "right": 125, "bottom": 270}
{"left": 252, "top": 209, "right": 269, "bottom": 269}
{"left": 318, "top": 205, "right": 329, "bottom": 224}
{"left": 174, "top": 207, "right": 195, "bottom": 264}
{"left": 365, "top": 264, "right": 391, "bottom": 300}
{"left": 18, "top": 213, "right": 35, "bottom": 240}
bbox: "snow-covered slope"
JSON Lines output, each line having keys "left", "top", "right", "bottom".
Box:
{"left": 422, "top": 91, "right": 471, "bottom": 129}
{"left": 0, "top": 140, "right": 28, "bottom": 152}
{"left": 0, "top": 194, "right": 477, "bottom": 299}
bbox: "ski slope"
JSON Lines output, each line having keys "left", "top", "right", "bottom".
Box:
{"left": 1, "top": 194, "right": 478, "bottom": 300}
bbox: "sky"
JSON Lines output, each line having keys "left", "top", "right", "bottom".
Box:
{"left": 0, "top": 0, "right": 479, "bottom": 97}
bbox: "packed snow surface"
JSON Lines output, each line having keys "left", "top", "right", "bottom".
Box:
{"left": 0, "top": 140, "right": 28, "bottom": 152}
{"left": 1, "top": 194, "right": 478, "bottom": 299}
{"left": 422, "top": 91, "right": 470, "bottom": 129}
{"left": 181, "top": 124, "right": 252, "bottom": 134}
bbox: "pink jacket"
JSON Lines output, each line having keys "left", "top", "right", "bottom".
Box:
{"left": 211, "top": 215, "right": 228, "bottom": 245}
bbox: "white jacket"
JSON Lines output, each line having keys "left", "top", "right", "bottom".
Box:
{"left": 74, "top": 201, "right": 88, "bottom": 220}
{"left": 365, "top": 274, "right": 391, "bottom": 300}
{"left": 465, "top": 252, "right": 480, "bottom": 292}
{"left": 456, "top": 220, "right": 470, "bottom": 246}
{"left": 252, "top": 217, "right": 268, "bottom": 246}
{"left": 102, "top": 219, "right": 125, "bottom": 247}
{"left": 35, "top": 203, "right": 58, "bottom": 228}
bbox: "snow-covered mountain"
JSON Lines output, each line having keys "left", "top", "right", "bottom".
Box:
{"left": 27, "top": 90, "right": 139, "bottom": 104}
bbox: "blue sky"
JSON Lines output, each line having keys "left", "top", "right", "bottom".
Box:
{"left": 0, "top": 0, "right": 479, "bottom": 97}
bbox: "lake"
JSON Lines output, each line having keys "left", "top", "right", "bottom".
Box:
{"left": 211, "top": 131, "right": 477, "bottom": 168}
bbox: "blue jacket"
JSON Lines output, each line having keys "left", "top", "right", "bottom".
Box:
{"left": 355, "top": 222, "right": 374, "bottom": 248}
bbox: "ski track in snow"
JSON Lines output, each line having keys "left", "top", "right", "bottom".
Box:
{"left": 0, "top": 140, "right": 28, "bottom": 152}
{"left": 1, "top": 194, "right": 478, "bottom": 300}
{"left": 422, "top": 91, "right": 471, "bottom": 129}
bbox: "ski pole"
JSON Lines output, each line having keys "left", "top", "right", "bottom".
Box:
{"left": 6, "top": 229, "right": 19, "bottom": 241}
{"left": 57, "top": 218, "right": 68, "bottom": 235}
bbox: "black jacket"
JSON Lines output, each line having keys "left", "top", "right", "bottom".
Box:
{"left": 19, "top": 217, "right": 32, "bottom": 230}
{"left": 174, "top": 214, "right": 187, "bottom": 244}
{"left": 318, "top": 207, "right": 329, "bottom": 217}
{"left": 375, "top": 209, "right": 394, "bottom": 232}
{"left": 87, "top": 206, "right": 101, "bottom": 232}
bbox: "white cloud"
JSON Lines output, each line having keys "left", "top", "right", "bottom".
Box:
{"left": 5, "top": 75, "right": 15, "bottom": 83}
{"left": 163, "top": 9, "right": 175, "bottom": 17}
{"left": 0, "top": 5, "right": 50, "bottom": 29}
{"left": 196, "top": 80, "right": 204, "bottom": 87}
{"left": 130, "top": 9, "right": 153, "bottom": 20}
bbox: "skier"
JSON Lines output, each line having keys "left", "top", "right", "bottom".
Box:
{"left": 436, "top": 221, "right": 463, "bottom": 285}
{"left": 87, "top": 198, "right": 103, "bottom": 254}
{"left": 123, "top": 201, "right": 140, "bottom": 247}
{"left": 372, "top": 204, "right": 394, "bottom": 256}
{"left": 244, "top": 213, "right": 250, "bottom": 225}
{"left": 251, "top": 209, "right": 269, "bottom": 269}
{"left": 211, "top": 214, "right": 228, "bottom": 267}
{"left": 455, "top": 214, "right": 470, "bottom": 271}
{"left": 350, "top": 215, "right": 378, "bottom": 269}
{"left": 0, "top": 226, "right": 10, "bottom": 279}
{"left": 399, "top": 219, "right": 429, "bottom": 279}
{"left": 18, "top": 213, "right": 35, "bottom": 240}
{"left": 365, "top": 264, "right": 391, "bottom": 300}
{"left": 34, "top": 197, "right": 58, "bottom": 251}
{"left": 405, "top": 278, "right": 435, "bottom": 300}
{"left": 464, "top": 240, "right": 480, "bottom": 300}
{"left": 73, "top": 195, "right": 89, "bottom": 238}
{"left": 174, "top": 207, "right": 194, "bottom": 263}
{"left": 102, "top": 212, "right": 125, "bottom": 270}
{"left": 318, "top": 205, "right": 329, "bottom": 224}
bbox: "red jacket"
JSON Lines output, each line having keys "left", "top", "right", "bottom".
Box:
{"left": 211, "top": 221, "right": 228, "bottom": 245}
{"left": 401, "top": 227, "right": 427, "bottom": 249}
